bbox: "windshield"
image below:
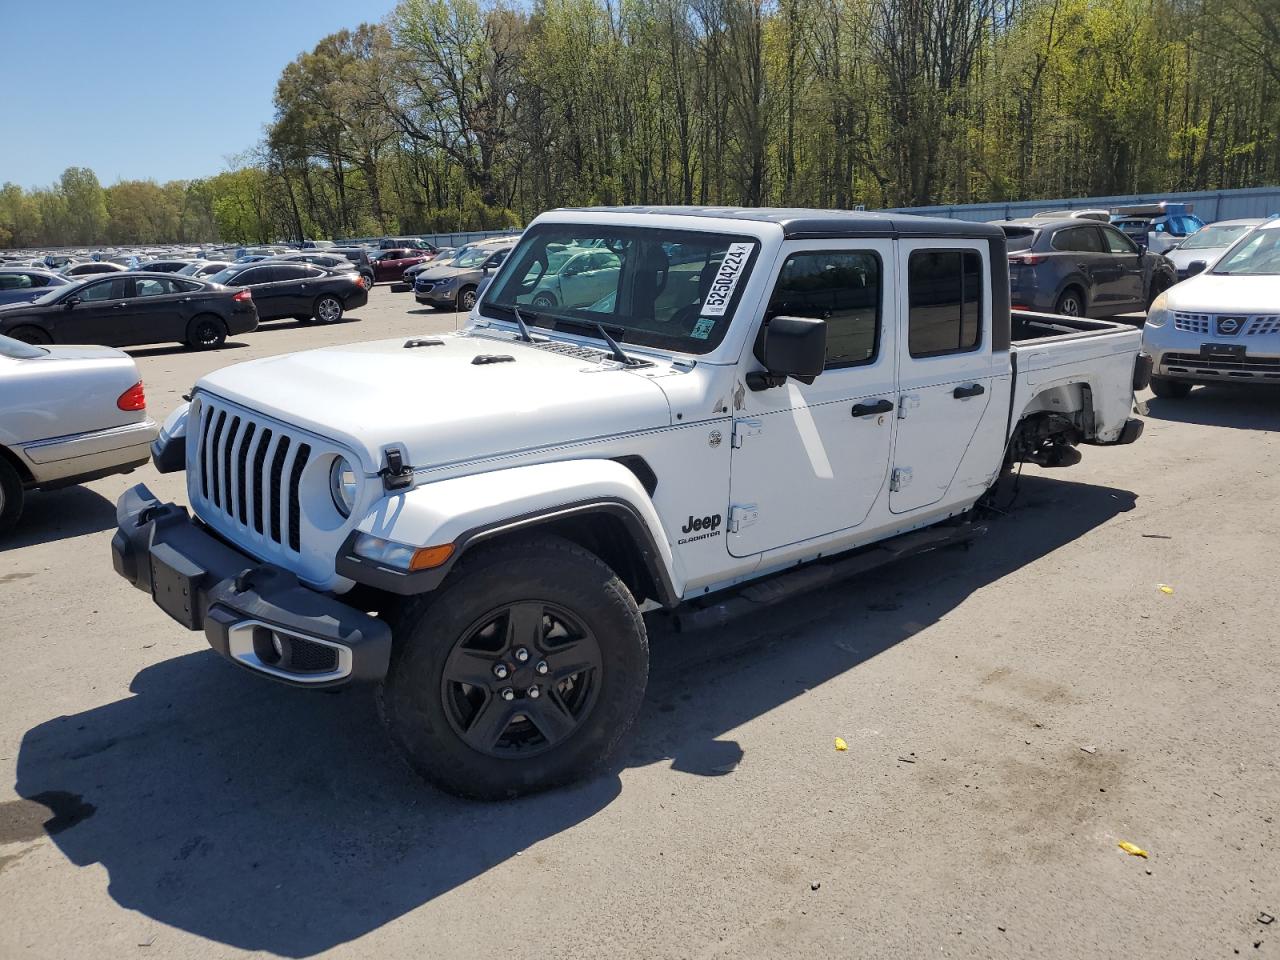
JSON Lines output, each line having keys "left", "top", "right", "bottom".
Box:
{"left": 0, "top": 334, "right": 47, "bottom": 358}
{"left": 481, "top": 224, "right": 759, "bottom": 354}
{"left": 1180, "top": 224, "right": 1255, "bottom": 250}
{"left": 453, "top": 246, "right": 500, "bottom": 268}
{"left": 1212, "top": 229, "right": 1280, "bottom": 275}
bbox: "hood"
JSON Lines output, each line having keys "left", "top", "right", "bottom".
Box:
{"left": 1165, "top": 246, "right": 1225, "bottom": 270}
{"left": 415, "top": 263, "right": 472, "bottom": 281}
{"left": 1166, "top": 273, "right": 1280, "bottom": 313}
{"left": 196, "top": 332, "right": 674, "bottom": 473}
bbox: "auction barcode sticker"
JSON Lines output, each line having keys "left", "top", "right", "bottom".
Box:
{"left": 700, "top": 243, "right": 754, "bottom": 316}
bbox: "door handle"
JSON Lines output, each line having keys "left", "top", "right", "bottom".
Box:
{"left": 113, "top": 302, "right": 127, "bottom": 309}
{"left": 1077, "top": 263, "right": 1088, "bottom": 270}
{"left": 953, "top": 383, "right": 985, "bottom": 399}
{"left": 851, "top": 399, "right": 894, "bottom": 417}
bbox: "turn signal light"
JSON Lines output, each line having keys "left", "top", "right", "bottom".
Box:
{"left": 117, "top": 380, "right": 146, "bottom": 411}
{"left": 409, "top": 544, "right": 455, "bottom": 571}
{"left": 232, "top": 289, "right": 253, "bottom": 302}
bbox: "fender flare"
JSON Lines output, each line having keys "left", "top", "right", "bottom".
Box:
{"left": 336, "top": 458, "right": 683, "bottom": 604}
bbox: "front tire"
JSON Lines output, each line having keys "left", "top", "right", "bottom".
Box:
{"left": 532, "top": 292, "right": 558, "bottom": 309}
{"left": 458, "top": 286, "right": 478, "bottom": 312}
{"left": 185, "top": 315, "right": 227, "bottom": 351}
{"left": 380, "top": 535, "right": 649, "bottom": 800}
{"left": 0, "top": 456, "right": 25, "bottom": 537}
{"left": 314, "top": 295, "right": 344, "bottom": 324}
{"left": 1150, "top": 375, "right": 1192, "bottom": 399}
{"left": 7, "top": 325, "right": 51, "bottom": 345}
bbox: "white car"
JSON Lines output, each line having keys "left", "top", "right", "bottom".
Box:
{"left": 0, "top": 335, "right": 156, "bottom": 534}
{"left": 1142, "top": 218, "right": 1280, "bottom": 398}
{"left": 113, "top": 206, "right": 1146, "bottom": 799}
{"left": 1164, "top": 219, "right": 1264, "bottom": 280}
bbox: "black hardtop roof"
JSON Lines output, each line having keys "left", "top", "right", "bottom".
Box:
{"left": 558, "top": 205, "right": 1004, "bottom": 240}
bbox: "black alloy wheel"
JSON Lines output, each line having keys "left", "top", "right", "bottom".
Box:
{"left": 441, "top": 601, "right": 603, "bottom": 758}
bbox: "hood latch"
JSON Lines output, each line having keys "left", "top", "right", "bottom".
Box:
{"left": 379, "top": 447, "right": 415, "bottom": 491}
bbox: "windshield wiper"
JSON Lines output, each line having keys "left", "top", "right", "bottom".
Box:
{"left": 511, "top": 305, "right": 534, "bottom": 342}
{"left": 550, "top": 316, "right": 641, "bottom": 366}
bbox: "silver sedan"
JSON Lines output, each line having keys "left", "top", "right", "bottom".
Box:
{"left": 0, "top": 335, "right": 156, "bottom": 534}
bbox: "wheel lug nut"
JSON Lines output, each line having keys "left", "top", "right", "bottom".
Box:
{"left": 535, "top": 660, "right": 549, "bottom": 675}
{"left": 527, "top": 685, "right": 541, "bottom": 699}
{"left": 514, "top": 647, "right": 530, "bottom": 663}
{"left": 500, "top": 688, "right": 515, "bottom": 701}
{"left": 492, "top": 662, "right": 509, "bottom": 679}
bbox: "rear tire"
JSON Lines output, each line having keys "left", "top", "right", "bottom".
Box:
{"left": 0, "top": 456, "right": 25, "bottom": 537}
{"left": 7, "top": 325, "right": 51, "bottom": 345}
{"left": 379, "top": 535, "right": 648, "bottom": 800}
{"left": 1055, "top": 287, "right": 1085, "bottom": 318}
{"left": 185, "top": 315, "right": 227, "bottom": 351}
{"left": 314, "top": 295, "right": 343, "bottom": 324}
{"left": 1150, "top": 376, "right": 1192, "bottom": 399}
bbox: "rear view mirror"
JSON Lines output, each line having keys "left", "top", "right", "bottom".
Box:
{"left": 750, "top": 315, "right": 827, "bottom": 390}
{"left": 1186, "top": 260, "right": 1207, "bottom": 277}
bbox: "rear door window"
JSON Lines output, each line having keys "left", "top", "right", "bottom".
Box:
{"left": 907, "top": 250, "right": 983, "bottom": 358}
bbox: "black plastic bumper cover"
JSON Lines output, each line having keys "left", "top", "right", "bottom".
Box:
{"left": 111, "top": 483, "right": 391, "bottom": 686}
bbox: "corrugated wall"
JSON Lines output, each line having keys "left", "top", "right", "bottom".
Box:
{"left": 881, "top": 186, "right": 1280, "bottom": 223}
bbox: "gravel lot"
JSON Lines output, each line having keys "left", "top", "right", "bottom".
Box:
{"left": 2, "top": 286, "right": 1278, "bottom": 959}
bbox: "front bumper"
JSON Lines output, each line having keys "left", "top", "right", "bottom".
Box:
{"left": 1143, "top": 322, "right": 1280, "bottom": 385}
{"left": 111, "top": 483, "right": 391, "bottom": 688}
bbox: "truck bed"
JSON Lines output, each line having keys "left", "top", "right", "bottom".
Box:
{"left": 1007, "top": 310, "right": 1144, "bottom": 445}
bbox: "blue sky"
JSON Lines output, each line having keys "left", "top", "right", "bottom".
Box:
{"left": 0, "top": 0, "right": 400, "bottom": 190}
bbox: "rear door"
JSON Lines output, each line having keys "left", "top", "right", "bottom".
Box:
{"left": 273, "top": 263, "right": 319, "bottom": 314}
{"left": 890, "top": 242, "right": 994, "bottom": 514}
{"left": 728, "top": 240, "right": 897, "bottom": 557}
{"left": 130, "top": 276, "right": 199, "bottom": 344}
{"left": 236, "top": 266, "right": 288, "bottom": 319}
{"left": 1052, "top": 226, "right": 1105, "bottom": 309}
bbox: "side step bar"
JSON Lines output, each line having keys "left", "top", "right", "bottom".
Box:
{"left": 671, "top": 521, "right": 986, "bottom": 633}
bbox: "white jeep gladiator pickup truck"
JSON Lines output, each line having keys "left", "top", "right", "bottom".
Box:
{"left": 112, "top": 207, "right": 1148, "bottom": 798}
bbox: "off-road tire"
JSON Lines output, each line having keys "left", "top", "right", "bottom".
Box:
{"left": 1149, "top": 375, "right": 1192, "bottom": 399}
{"left": 0, "top": 455, "right": 25, "bottom": 537}
{"left": 379, "top": 534, "right": 649, "bottom": 800}
{"left": 185, "top": 315, "right": 227, "bottom": 351}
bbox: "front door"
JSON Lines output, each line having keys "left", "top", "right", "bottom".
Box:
{"left": 1099, "top": 225, "right": 1146, "bottom": 309}
{"left": 728, "top": 240, "right": 897, "bottom": 558}
{"left": 54, "top": 276, "right": 135, "bottom": 346}
{"left": 890, "top": 241, "right": 995, "bottom": 514}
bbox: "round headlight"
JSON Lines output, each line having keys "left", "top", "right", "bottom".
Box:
{"left": 329, "top": 457, "right": 358, "bottom": 517}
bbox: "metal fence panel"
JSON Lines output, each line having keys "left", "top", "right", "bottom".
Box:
{"left": 881, "top": 186, "right": 1280, "bottom": 223}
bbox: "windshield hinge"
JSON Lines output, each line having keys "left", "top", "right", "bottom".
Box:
{"left": 379, "top": 447, "right": 414, "bottom": 491}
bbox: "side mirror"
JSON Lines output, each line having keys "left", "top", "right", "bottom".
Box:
{"left": 64, "top": 296, "right": 82, "bottom": 308}
{"left": 1186, "top": 260, "right": 1207, "bottom": 277}
{"left": 482, "top": 265, "right": 491, "bottom": 276}
{"left": 749, "top": 315, "right": 827, "bottom": 390}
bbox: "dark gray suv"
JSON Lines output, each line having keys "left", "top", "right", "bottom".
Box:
{"left": 997, "top": 218, "right": 1177, "bottom": 319}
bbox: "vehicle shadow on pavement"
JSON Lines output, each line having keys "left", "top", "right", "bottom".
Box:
{"left": 1144, "top": 384, "right": 1280, "bottom": 430}
{"left": 12, "top": 474, "right": 1134, "bottom": 957}
{"left": 126, "top": 342, "right": 251, "bottom": 359}
{"left": 0, "top": 485, "right": 117, "bottom": 552}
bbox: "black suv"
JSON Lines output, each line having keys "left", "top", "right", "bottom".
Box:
{"left": 996, "top": 218, "right": 1177, "bottom": 319}
{"left": 207, "top": 262, "right": 368, "bottom": 325}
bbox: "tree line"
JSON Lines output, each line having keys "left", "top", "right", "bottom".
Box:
{"left": 3, "top": 0, "right": 1276, "bottom": 248}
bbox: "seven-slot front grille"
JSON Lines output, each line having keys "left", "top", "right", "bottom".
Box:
{"left": 194, "top": 398, "right": 312, "bottom": 552}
